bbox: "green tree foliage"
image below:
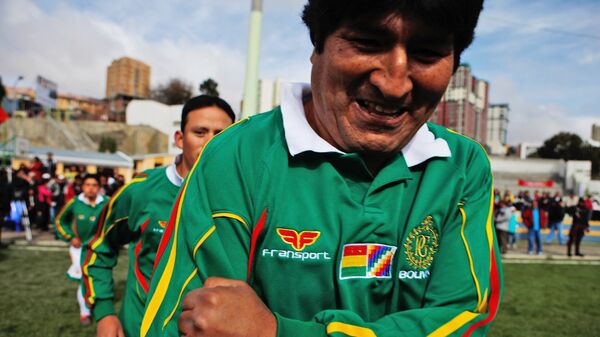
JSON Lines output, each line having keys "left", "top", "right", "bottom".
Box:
{"left": 99, "top": 136, "right": 117, "bottom": 153}
{"left": 151, "top": 78, "right": 193, "bottom": 105}
{"left": 199, "top": 78, "right": 220, "bottom": 97}
{"left": 536, "top": 132, "right": 600, "bottom": 178}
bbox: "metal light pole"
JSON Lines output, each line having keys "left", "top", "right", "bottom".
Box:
{"left": 241, "top": 0, "right": 263, "bottom": 118}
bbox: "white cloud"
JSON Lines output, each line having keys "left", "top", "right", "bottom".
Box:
{"left": 0, "top": 0, "right": 247, "bottom": 108}
{"left": 491, "top": 76, "right": 599, "bottom": 144}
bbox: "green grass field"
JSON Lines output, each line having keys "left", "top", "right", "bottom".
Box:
{"left": 1, "top": 247, "right": 599, "bottom": 337}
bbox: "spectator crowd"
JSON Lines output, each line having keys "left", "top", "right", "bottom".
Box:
{"left": 0, "top": 152, "right": 125, "bottom": 235}
{"left": 493, "top": 189, "right": 596, "bottom": 257}
{"left": 1, "top": 153, "right": 598, "bottom": 259}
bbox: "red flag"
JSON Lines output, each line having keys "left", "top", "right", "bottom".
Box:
{"left": 0, "top": 107, "right": 9, "bottom": 124}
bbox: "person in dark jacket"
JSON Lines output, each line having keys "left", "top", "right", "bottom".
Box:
{"left": 567, "top": 198, "right": 590, "bottom": 257}
{"left": 0, "top": 169, "right": 12, "bottom": 232}
{"left": 545, "top": 194, "right": 566, "bottom": 245}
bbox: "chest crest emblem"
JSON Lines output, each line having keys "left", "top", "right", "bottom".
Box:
{"left": 404, "top": 216, "right": 439, "bottom": 270}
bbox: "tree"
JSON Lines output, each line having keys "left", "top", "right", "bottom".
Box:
{"left": 199, "top": 78, "right": 219, "bottom": 97}
{"left": 99, "top": 136, "right": 117, "bottom": 153}
{"left": 536, "top": 132, "right": 584, "bottom": 161}
{"left": 536, "top": 132, "right": 600, "bottom": 178}
{"left": 151, "top": 78, "right": 193, "bottom": 105}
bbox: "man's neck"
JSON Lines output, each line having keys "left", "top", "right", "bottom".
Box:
{"left": 86, "top": 195, "right": 96, "bottom": 206}
{"left": 176, "top": 161, "right": 188, "bottom": 180}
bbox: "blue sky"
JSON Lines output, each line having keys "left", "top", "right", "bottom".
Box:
{"left": 1, "top": 0, "right": 599, "bottom": 144}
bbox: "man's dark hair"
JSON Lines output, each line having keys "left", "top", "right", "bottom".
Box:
{"left": 181, "top": 95, "right": 236, "bottom": 132}
{"left": 82, "top": 173, "right": 100, "bottom": 185}
{"left": 301, "top": 0, "right": 484, "bottom": 71}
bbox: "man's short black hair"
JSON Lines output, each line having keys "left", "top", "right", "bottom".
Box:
{"left": 82, "top": 173, "right": 100, "bottom": 185}
{"left": 301, "top": 0, "right": 484, "bottom": 71}
{"left": 181, "top": 95, "right": 236, "bottom": 132}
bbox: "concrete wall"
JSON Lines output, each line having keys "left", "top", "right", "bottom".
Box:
{"left": 6, "top": 117, "right": 168, "bottom": 155}
{"left": 125, "top": 100, "right": 182, "bottom": 155}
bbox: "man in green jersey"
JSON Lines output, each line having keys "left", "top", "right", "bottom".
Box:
{"left": 81, "top": 96, "right": 235, "bottom": 337}
{"left": 55, "top": 174, "right": 108, "bottom": 325}
{"left": 143, "top": 1, "right": 503, "bottom": 336}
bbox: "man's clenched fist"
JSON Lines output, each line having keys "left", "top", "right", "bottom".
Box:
{"left": 179, "top": 277, "right": 276, "bottom": 337}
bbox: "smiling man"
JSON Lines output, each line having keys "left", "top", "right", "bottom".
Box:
{"left": 81, "top": 95, "right": 234, "bottom": 337}
{"left": 142, "top": 1, "right": 502, "bottom": 337}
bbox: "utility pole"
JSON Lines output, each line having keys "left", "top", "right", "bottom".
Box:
{"left": 241, "top": 0, "right": 262, "bottom": 118}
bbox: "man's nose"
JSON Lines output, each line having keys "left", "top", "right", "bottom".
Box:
{"left": 369, "top": 46, "right": 412, "bottom": 99}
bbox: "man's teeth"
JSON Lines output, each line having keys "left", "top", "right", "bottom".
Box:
{"left": 359, "top": 100, "right": 404, "bottom": 116}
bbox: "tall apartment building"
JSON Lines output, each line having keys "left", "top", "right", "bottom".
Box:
{"left": 105, "top": 57, "right": 151, "bottom": 99}
{"left": 592, "top": 124, "right": 600, "bottom": 142}
{"left": 430, "top": 64, "right": 489, "bottom": 144}
{"left": 487, "top": 104, "right": 510, "bottom": 155}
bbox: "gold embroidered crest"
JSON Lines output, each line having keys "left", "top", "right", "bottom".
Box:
{"left": 404, "top": 216, "right": 439, "bottom": 270}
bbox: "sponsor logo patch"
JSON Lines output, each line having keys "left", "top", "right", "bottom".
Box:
{"left": 78, "top": 214, "right": 85, "bottom": 220}
{"left": 404, "top": 216, "right": 439, "bottom": 270}
{"left": 89, "top": 216, "right": 97, "bottom": 221}
{"left": 262, "top": 228, "right": 330, "bottom": 262}
{"left": 339, "top": 243, "right": 396, "bottom": 280}
{"left": 276, "top": 228, "right": 320, "bottom": 251}
{"left": 158, "top": 220, "right": 167, "bottom": 228}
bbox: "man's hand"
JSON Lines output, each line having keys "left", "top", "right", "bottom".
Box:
{"left": 97, "top": 315, "right": 125, "bottom": 337}
{"left": 179, "top": 277, "right": 276, "bottom": 337}
{"left": 71, "top": 237, "right": 82, "bottom": 248}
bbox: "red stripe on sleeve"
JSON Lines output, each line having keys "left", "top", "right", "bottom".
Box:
{"left": 82, "top": 205, "right": 109, "bottom": 307}
{"left": 134, "top": 219, "right": 151, "bottom": 293}
{"left": 152, "top": 188, "right": 184, "bottom": 273}
{"left": 247, "top": 208, "right": 267, "bottom": 282}
{"left": 462, "top": 248, "right": 502, "bottom": 336}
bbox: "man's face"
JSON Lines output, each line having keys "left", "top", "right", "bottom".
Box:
{"left": 175, "top": 106, "right": 233, "bottom": 170}
{"left": 82, "top": 178, "right": 99, "bottom": 200}
{"left": 308, "top": 13, "right": 454, "bottom": 156}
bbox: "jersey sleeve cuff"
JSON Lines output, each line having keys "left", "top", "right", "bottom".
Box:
{"left": 275, "top": 313, "right": 326, "bottom": 337}
{"left": 92, "top": 299, "right": 116, "bottom": 321}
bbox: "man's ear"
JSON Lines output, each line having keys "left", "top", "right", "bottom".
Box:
{"left": 310, "top": 48, "right": 317, "bottom": 64}
{"left": 174, "top": 130, "right": 184, "bottom": 150}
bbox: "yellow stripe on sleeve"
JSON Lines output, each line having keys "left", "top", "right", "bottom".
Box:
{"left": 459, "top": 207, "right": 483, "bottom": 310}
{"left": 327, "top": 322, "right": 377, "bottom": 337}
{"left": 212, "top": 212, "right": 248, "bottom": 227}
{"left": 161, "top": 225, "right": 216, "bottom": 329}
{"left": 55, "top": 199, "right": 75, "bottom": 239}
{"left": 427, "top": 311, "right": 479, "bottom": 337}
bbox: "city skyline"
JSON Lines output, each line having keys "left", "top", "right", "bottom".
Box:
{"left": 1, "top": 0, "right": 599, "bottom": 145}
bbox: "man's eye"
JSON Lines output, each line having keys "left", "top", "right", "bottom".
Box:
{"left": 411, "top": 48, "right": 449, "bottom": 64}
{"left": 350, "top": 37, "right": 385, "bottom": 52}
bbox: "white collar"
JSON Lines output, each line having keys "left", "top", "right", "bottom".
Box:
{"left": 78, "top": 193, "right": 105, "bottom": 206}
{"left": 165, "top": 155, "right": 184, "bottom": 187}
{"left": 280, "top": 83, "right": 451, "bottom": 167}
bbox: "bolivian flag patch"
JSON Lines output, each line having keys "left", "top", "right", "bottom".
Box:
{"left": 339, "top": 243, "right": 396, "bottom": 279}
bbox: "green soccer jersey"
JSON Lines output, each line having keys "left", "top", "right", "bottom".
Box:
{"left": 81, "top": 166, "right": 182, "bottom": 337}
{"left": 142, "top": 84, "right": 503, "bottom": 337}
{"left": 55, "top": 193, "right": 109, "bottom": 245}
